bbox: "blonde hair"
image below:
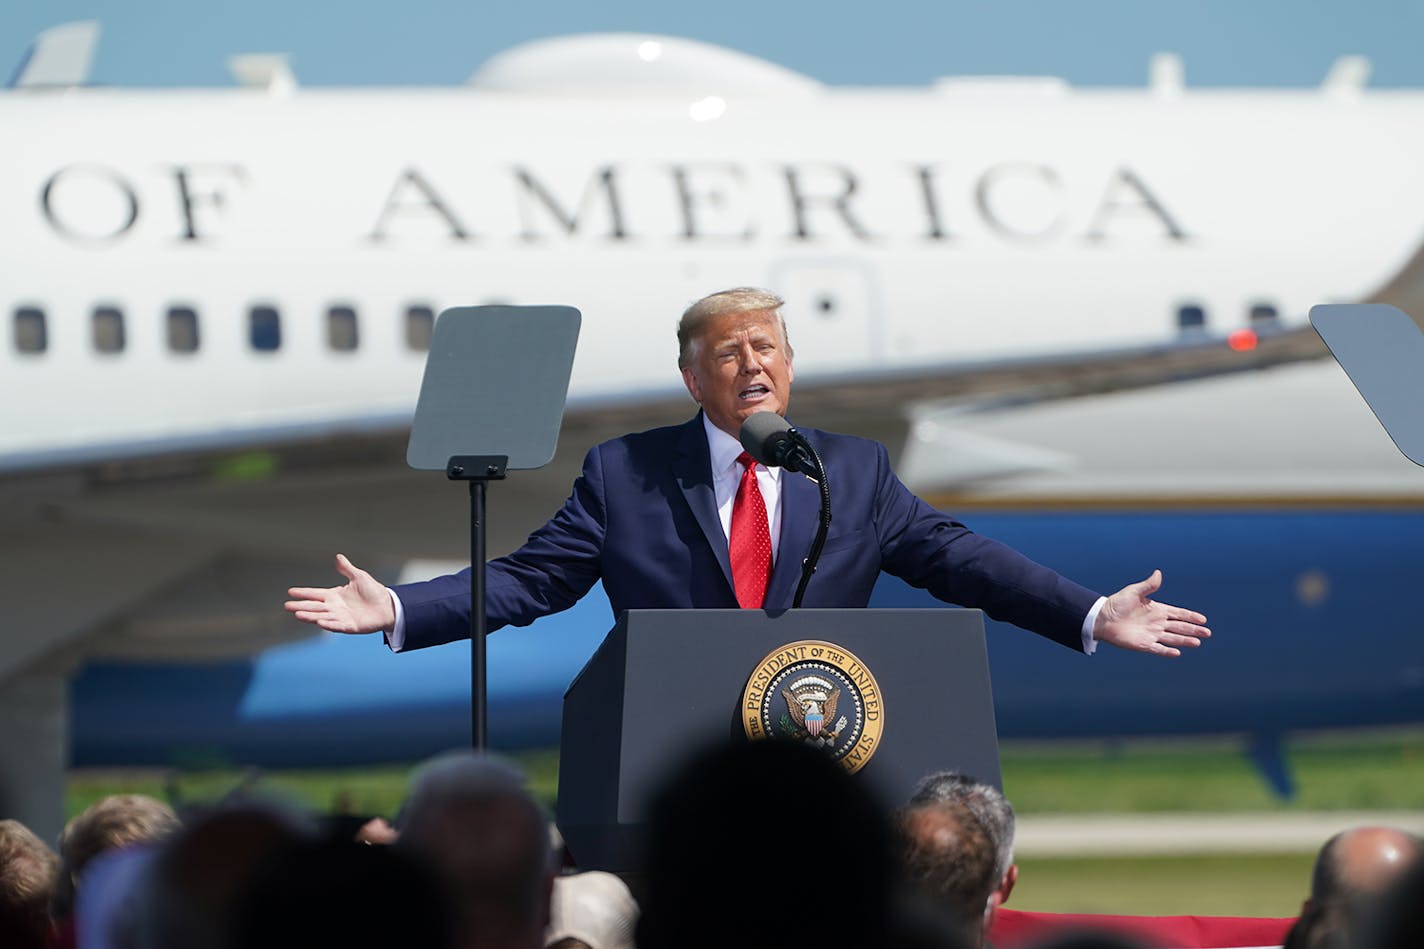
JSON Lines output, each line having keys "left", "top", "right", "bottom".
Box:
{"left": 0, "top": 819, "right": 59, "bottom": 945}
{"left": 677, "top": 287, "right": 792, "bottom": 368}
{"left": 60, "top": 794, "right": 179, "bottom": 881}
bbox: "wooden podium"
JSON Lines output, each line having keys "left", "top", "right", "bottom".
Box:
{"left": 557, "top": 608, "right": 1000, "bottom": 871}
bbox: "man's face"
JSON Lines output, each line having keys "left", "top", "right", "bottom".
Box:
{"left": 681, "top": 309, "right": 795, "bottom": 438}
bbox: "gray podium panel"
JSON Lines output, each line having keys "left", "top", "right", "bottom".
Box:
{"left": 557, "top": 608, "right": 998, "bottom": 872}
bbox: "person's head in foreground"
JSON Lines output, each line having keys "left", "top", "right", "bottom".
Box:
{"left": 635, "top": 738, "right": 903, "bottom": 949}
{"left": 398, "top": 751, "right": 557, "bottom": 949}
{"left": 896, "top": 798, "right": 1001, "bottom": 947}
{"left": 0, "top": 819, "right": 60, "bottom": 949}
{"left": 1287, "top": 825, "right": 1423, "bottom": 949}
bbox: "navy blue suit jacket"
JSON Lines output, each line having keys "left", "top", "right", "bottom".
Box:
{"left": 392, "top": 415, "right": 1100, "bottom": 653}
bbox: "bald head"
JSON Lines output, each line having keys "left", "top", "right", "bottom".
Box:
{"left": 910, "top": 772, "right": 1016, "bottom": 890}
{"left": 1311, "top": 826, "right": 1423, "bottom": 908}
{"left": 896, "top": 801, "right": 1000, "bottom": 945}
{"left": 1287, "top": 826, "right": 1423, "bottom": 949}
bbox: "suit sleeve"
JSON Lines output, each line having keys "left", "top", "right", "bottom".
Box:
{"left": 388, "top": 445, "right": 609, "bottom": 652}
{"left": 869, "top": 442, "right": 1098, "bottom": 651}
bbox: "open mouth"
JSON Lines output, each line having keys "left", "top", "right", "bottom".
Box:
{"left": 739, "top": 384, "right": 770, "bottom": 400}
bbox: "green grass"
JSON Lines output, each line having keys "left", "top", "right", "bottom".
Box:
{"left": 996, "top": 726, "right": 1424, "bottom": 809}
{"left": 66, "top": 749, "right": 562, "bottom": 823}
{"left": 998, "top": 730, "right": 1424, "bottom": 813}
{"left": 1010, "top": 853, "right": 1314, "bottom": 916}
{"left": 66, "top": 764, "right": 417, "bottom": 822}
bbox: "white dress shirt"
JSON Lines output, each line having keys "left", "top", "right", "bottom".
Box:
{"left": 703, "top": 413, "right": 782, "bottom": 561}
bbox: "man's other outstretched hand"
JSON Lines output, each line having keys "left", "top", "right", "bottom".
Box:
{"left": 1093, "top": 570, "right": 1210, "bottom": 657}
{"left": 285, "top": 554, "right": 395, "bottom": 635}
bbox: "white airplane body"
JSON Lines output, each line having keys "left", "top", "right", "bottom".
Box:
{"left": 8, "top": 63, "right": 1424, "bottom": 465}
{"left": 3, "top": 29, "right": 1424, "bottom": 838}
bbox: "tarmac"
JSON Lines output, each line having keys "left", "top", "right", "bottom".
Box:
{"left": 1014, "top": 811, "right": 1424, "bottom": 856}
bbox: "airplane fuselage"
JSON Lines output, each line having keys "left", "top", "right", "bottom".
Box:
{"left": 6, "top": 86, "right": 1424, "bottom": 469}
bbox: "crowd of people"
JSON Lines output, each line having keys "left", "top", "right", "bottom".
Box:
{"left": 2, "top": 740, "right": 1421, "bottom": 949}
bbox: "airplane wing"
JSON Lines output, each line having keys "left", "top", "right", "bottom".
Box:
{"left": 788, "top": 320, "right": 1327, "bottom": 458}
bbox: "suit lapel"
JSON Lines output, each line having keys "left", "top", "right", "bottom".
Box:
{"left": 673, "top": 414, "right": 735, "bottom": 593}
{"left": 766, "top": 466, "right": 819, "bottom": 608}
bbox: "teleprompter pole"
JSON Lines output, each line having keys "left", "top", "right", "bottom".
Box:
{"left": 447, "top": 454, "right": 508, "bottom": 751}
{"left": 407, "top": 304, "right": 581, "bottom": 752}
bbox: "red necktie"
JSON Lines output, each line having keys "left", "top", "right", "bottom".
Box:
{"left": 729, "top": 451, "right": 771, "bottom": 608}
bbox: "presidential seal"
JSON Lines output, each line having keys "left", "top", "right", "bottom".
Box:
{"left": 741, "top": 640, "right": 885, "bottom": 774}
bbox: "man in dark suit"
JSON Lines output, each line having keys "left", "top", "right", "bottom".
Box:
{"left": 287, "top": 288, "right": 1209, "bottom": 658}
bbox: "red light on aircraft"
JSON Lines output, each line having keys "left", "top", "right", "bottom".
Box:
{"left": 1228, "top": 329, "right": 1258, "bottom": 351}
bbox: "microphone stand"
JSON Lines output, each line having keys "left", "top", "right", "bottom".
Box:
{"left": 792, "top": 437, "right": 830, "bottom": 609}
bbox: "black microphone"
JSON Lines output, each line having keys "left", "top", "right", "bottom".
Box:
{"left": 739, "top": 411, "right": 832, "bottom": 608}
{"left": 739, "top": 411, "right": 803, "bottom": 470}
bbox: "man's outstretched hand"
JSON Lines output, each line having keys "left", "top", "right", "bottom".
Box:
{"left": 285, "top": 554, "right": 395, "bottom": 635}
{"left": 1093, "top": 570, "right": 1209, "bottom": 657}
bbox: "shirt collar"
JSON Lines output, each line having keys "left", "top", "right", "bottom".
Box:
{"left": 702, "top": 412, "right": 746, "bottom": 475}
{"left": 701, "top": 412, "right": 782, "bottom": 483}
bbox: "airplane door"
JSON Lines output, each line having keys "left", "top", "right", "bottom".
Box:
{"left": 766, "top": 260, "right": 880, "bottom": 375}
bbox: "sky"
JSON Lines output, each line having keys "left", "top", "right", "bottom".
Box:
{"left": 3, "top": 0, "right": 1423, "bottom": 90}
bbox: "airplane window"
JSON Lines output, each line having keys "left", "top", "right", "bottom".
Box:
{"left": 250, "top": 306, "right": 282, "bottom": 352}
{"left": 327, "top": 305, "right": 359, "bottom": 351}
{"left": 1250, "top": 303, "right": 1280, "bottom": 325}
{"left": 13, "top": 307, "right": 46, "bottom": 354}
{"left": 1176, "top": 304, "right": 1207, "bottom": 331}
{"left": 93, "top": 306, "right": 126, "bottom": 353}
{"left": 167, "top": 306, "right": 200, "bottom": 353}
{"left": 405, "top": 304, "right": 434, "bottom": 351}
